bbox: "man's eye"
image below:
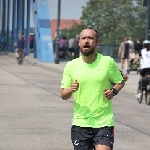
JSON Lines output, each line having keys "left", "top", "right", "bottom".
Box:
{"left": 81, "top": 37, "right": 94, "bottom": 40}
{"left": 89, "top": 37, "right": 93, "bottom": 39}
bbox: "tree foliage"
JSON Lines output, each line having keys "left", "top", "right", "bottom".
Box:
{"left": 60, "top": 0, "right": 146, "bottom": 44}
{"left": 60, "top": 24, "right": 86, "bottom": 40}
{"left": 79, "top": 0, "right": 147, "bottom": 44}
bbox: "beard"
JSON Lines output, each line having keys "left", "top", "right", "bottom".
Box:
{"left": 80, "top": 48, "right": 95, "bottom": 56}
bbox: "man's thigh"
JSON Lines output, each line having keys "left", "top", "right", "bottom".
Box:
{"left": 93, "top": 126, "right": 114, "bottom": 150}
{"left": 71, "top": 125, "right": 93, "bottom": 150}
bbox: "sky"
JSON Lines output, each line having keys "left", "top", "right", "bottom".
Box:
{"left": 48, "top": 0, "right": 88, "bottom": 20}
{"left": 0, "top": 0, "right": 88, "bottom": 30}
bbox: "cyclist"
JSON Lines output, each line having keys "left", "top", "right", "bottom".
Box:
{"left": 134, "top": 40, "right": 150, "bottom": 98}
{"left": 14, "top": 35, "right": 25, "bottom": 62}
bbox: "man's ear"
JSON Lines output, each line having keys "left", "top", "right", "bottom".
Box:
{"left": 78, "top": 40, "right": 81, "bottom": 47}
{"left": 97, "top": 40, "right": 100, "bottom": 46}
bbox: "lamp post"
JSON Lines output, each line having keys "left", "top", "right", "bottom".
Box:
{"left": 1, "top": 0, "right": 6, "bottom": 51}
{"left": 6, "top": 0, "right": 10, "bottom": 52}
{"left": 55, "top": 0, "right": 61, "bottom": 64}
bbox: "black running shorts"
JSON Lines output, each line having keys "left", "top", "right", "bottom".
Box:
{"left": 71, "top": 125, "right": 114, "bottom": 150}
{"left": 140, "top": 68, "right": 150, "bottom": 77}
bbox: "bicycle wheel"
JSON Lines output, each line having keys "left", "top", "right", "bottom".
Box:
{"left": 137, "top": 87, "right": 143, "bottom": 103}
{"left": 145, "top": 91, "right": 150, "bottom": 105}
{"left": 18, "top": 56, "right": 22, "bottom": 65}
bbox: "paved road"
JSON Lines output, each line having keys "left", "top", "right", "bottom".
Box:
{"left": 0, "top": 53, "right": 150, "bottom": 150}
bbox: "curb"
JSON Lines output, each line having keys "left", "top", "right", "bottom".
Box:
{"left": 8, "top": 53, "right": 64, "bottom": 73}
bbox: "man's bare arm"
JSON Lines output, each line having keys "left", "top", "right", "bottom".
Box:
{"left": 61, "top": 88, "right": 72, "bottom": 100}
{"left": 113, "top": 81, "right": 125, "bottom": 92}
{"left": 61, "top": 80, "right": 79, "bottom": 100}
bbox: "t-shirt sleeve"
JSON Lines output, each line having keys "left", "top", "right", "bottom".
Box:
{"left": 109, "top": 58, "right": 123, "bottom": 83}
{"left": 61, "top": 62, "right": 72, "bottom": 89}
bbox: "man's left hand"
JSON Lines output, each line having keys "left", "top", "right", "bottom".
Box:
{"left": 103, "top": 89, "right": 113, "bottom": 100}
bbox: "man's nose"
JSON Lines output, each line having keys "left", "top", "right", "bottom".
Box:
{"left": 85, "top": 38, "right": 89, "bottom": 43}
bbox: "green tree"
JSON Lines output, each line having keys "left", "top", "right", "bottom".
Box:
{"left": 80, "top": 0, "right": 146, "bottom": 44}
{"left": 60, "top": 24, "right": 85, "bottom": 40}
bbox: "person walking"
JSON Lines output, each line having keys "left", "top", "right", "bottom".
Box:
{"left": 127, "top": 37, "right": 135, "bottom": 73}
{"left": 29, "top": 34, "right": 34, "bottom": 53}
{"left": 74, "top": 35, "right": 80, "bottom": 59}
{"left": 118, "top": 37, "right": 129, "bottom": 74}
{"left": 68, "top": 37, "right": 75, "bottom": 59}
{"left": 60, "top": 27, "right": 125, "bottom": 150}
{"left": 134, "top": 38, "right": 143, "bottom": 54}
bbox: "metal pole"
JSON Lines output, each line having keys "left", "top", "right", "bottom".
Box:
{"left": 17, "top": 0, "right": 22, "bottom": 36}
{"left": 17, "top": 0, "right": 19, "bottom": 36}
{"left": 6, "top": 0, "right": 10, "bottom": 52}
{"left": 12, "top": 0, "right": 17, "bottom": 52}
{"left": 22, "top": 0, "right": 25, "bottom": 36}
{"left": 1, "top": 0, "right": 6, "bottom": 51}
{"left": 55, "top": 0, "right": 61, "bottom": 64}
{"left": 1, "top": 0, "right": 4, "bottom": 38}
{"left": 26, "top": 0, "right": 30, "bottom": 56}
{"left": 0, "top": 0, "right": 2, "bottom": 34}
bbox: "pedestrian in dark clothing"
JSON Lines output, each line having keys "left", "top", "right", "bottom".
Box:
{"left": 0, "top": 36, "right": 3, "bottom": 49}
{"left": 30, "top": 35, "right": 34, "bottom": 53}
{"left": 74, "top": 35, "right": 80, "bottom": 59}
{"left": 134, "top": 38, "right": 143, "bottom": 54}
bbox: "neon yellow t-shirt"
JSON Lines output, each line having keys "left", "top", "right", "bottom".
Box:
{"left": 61, "top": 54, "right": 123, "bottom": 128}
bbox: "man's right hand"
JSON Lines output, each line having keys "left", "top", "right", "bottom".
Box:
{"left": 70, "top": 80, "right": 79, "bottom": 93}
{"left": 61, "top": 80, "right": 79, "bottom": 100}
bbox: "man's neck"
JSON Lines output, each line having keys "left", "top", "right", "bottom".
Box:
{"left": 82, "top": 52, "right": 97, "bottom": 64}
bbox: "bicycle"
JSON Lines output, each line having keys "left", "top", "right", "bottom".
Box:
{"left": 137, "top": 72, "right": 150, "bottom": 105}
{"left": 17, "top": 49, "right": 23, "bottom": 65}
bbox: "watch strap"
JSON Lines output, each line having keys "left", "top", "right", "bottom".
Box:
{"left": 111, "top": 88, "right": 118, "bottom": 96}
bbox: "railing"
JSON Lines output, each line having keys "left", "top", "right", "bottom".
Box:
{"left": 53, "top": 40, "right": 120, "bottom": 62}
{"left": 97, "top": 44, "right": 120, "bottom": 62}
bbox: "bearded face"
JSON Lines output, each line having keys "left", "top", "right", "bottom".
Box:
{"left": 80, "top": 45, "right": 95, "bottom": 56}
{"left": 79, "top": 29, "right": 99, "bottom": 56}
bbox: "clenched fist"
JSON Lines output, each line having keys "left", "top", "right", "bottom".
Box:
{"left": 103, "top": 88, "right": 113, "bottom": 100}
{"left": 70, "top": 80, "right": 79, "bottom": 93}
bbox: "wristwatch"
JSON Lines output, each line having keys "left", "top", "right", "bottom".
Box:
{"left": 111, "top": 88, "right": 118, "bottom": 96}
